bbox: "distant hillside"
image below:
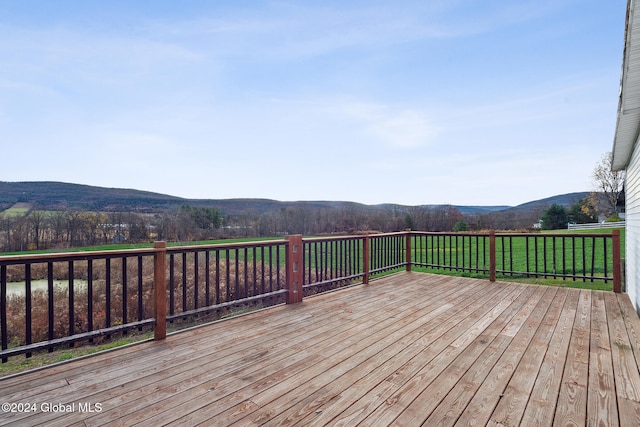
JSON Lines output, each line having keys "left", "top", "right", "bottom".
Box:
{"left": 0, "top": 181, "right": 590, "bottom": 216}
{"left": 502, "top": 192, "right": 590, "bottom": 213}
{"left": 0, "top": 181, "right": 185, "bottom": 212}
{"left": 0, "top": 181, "right": 379, "bottom": 215}
{"left": 454, "top": 205, "right": 511, "bottom": 214}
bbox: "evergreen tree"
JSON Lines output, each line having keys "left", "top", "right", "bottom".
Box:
{"left": 567, "top": 199, "right": 597, "bottom": 224}
{"left": 541, "top": 204, "right": 568, "bottom": 230}
{"left": 454, "top": 221, "right": 469, "bottom": 232}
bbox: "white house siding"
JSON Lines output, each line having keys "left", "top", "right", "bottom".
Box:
{"left": 627, "top": 140, "right": 640, "bottom": 314}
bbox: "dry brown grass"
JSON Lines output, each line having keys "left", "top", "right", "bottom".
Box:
{"left": 3, "top": 254, "right": 285, "bottom": 349}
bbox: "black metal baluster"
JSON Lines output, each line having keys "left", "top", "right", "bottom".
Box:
{"left": 87, "top": 259, "right": 93, "bottom": 340}
{"left": 552, "top": 237, "right": 557, "bottom": 279}
{"left": 205, "top": 251, "right": 211, "bottom": 306}
{"left": 69, "top": 261, "right": 75, "bottom": 344}
{"left": 261, "top": 246, "right": 266, "bottom": 294}
{"left": 475, "top": 235, "right": 479, "bottom": 273}
{"left": 25, "top": 263, "right": 32, "bottom": 357}
{"left": 572, "top": 236, "right": 576, "bottom": 281}
{"left": 121, "top": 257, "right": 127, "bottom": 334}
{"left": 182, "top": 253, "right": 187, "bottom": 312}
{"left": 590, "top": 237, "right": 596, "bottom": 282}
{"left": 276, "top": 245, "right": 281, "bottom": 290}
{"left": 226, "top": 249, "right": 231, "bottom": 301}
{"left": 268, "top": 246, "right": 273, "bottom": 293}
{"left": 500, "top": 237, "right": 505, "bottom": 275}
{"left": 543, "top": 237, "right": 547, "bottom": 277}
{"left": 106, "top": 258, "right": 112, "bottom": 330}
{"left": 48, "top": 262, "right": 54, "bottom": 345}
{"left": 235, "top": 248, "right": 240, "bottom": 299}
{"left": 137, "top": 256, "right": 143, "bottom": 325}
{"left": 169, "top": 254, "right": 175, "bottom": 316}
{"left": 603, "top": 237, "right": 609, "bottom": 283}
{"left": 1, "top": 265, "right": 7, "bottom": 363}
{"left": 533, "top": 236, "right": 539, "bottom": 277}
{"left": 582, "top": 237, "right": 586, "bottom": 282}
{"left": 525, "top": 237, "right": 530, "bottom": 277}
{"left": 194, "top": 251, "right": 199, "bottom": 309}
{"left": 562, "top": 237, "right": 566, "bottom": 280}
{"left": 253, "top": 247, "right": 257, "bottom": 297}
{"left": 242, "top": 247, "right": 248, "bottom": 298}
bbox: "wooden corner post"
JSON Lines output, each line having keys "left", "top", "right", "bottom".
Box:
{"left": 363, "top": 233, "right": 370, "bottom": 284}
{"left": 612, "top": 229, "right": 622, "bottom": 293}
{"left": 286, "top": 235, "right": 304, "bottom": 304}
{"left": 153, "top": 241, "right": 167, "bottom": 340}
{"left": 405, "top": 229, "right": 412, "bottom": 272}
{"left": 489, "top": 230, "right": 496, "bottom": 282}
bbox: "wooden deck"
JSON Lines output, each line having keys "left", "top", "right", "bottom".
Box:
{"left": 2, "top": 272, "right": 640, "bottom": 426}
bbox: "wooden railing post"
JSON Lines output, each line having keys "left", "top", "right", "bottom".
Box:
{"left": 405, "top": 229, "right": 412, "bottom": 272}
{"left": 363, "top": 233, "right": 370, "bottom": 284}
{"left": 489, "top": 230, "right": 496, "bottom": 282}
{"left": 612, "top": 229, "right": 622, "bottom": 293}
{"left": 286, "top": 235, "right": 303, "bottom": 304}
{"left": 153, "top": 241, "right": 167, "bottom": 340}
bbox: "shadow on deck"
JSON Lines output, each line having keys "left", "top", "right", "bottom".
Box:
{"left": 1, "top": 272, "right": 640, "bottom": 426}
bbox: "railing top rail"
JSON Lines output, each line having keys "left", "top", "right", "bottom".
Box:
{"left": 367, "top": 231, "right": 408, "bottom": 238}
{"left": 410, "top": 231, "right": 491, "bottom": 237}
{"left": 0, "top": 239, "right": 290, "bottom": 264}
{"left": 409, "top": 231, "right": 616, "bottom": 238}
{"left": 0, "top": 247, "right": 162, "bottom": 264}
{"left": 303, "top": 235, "right": 366, "bottom": 244}
{"left": 165, "top": 238, "right": 286, "bottom": 253}
{"left": 493, "top": 232, "right": 615, "bottom": 238}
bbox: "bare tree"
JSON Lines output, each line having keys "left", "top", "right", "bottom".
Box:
{"left": 65, "top": 210, "right": 85, "bottom": 247}
{"left": 28, "top": 210, "right": 47, "bottom": 249}
{"left": 590, "top": 152, "right": 625, "bottom": 217}
{"left": 50, "top": 211, "right": 66, "bottom": 244}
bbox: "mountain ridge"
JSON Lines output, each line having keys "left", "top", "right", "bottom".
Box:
{"left": 0, "top": 181, "right": 589, "bottom": 215}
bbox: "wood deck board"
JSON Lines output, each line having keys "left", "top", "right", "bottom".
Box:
{"left": 553, "top": 290, "right": 592, "bottom": 427}
{"left": 587, "top": 291, "right": 617, "bottom": 427}
{"left": 519, "top": 288, "right": 580, "bottom": 427}
{"left": 1, "top": 272, "right": 640, "bottom": 426}
{"left": 487, "top": 287, "right": 568, "bottom": 427}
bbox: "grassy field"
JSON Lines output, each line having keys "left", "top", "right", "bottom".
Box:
{"left": 0, "top": 202, "right": 33, "bottom": 218}
{"left": 410, "top": 228, "right": 625, "bottom": 291}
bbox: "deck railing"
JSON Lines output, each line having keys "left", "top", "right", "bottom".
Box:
{"left": 410, "top": 231, "right": 622, "bottom": 287}
{"left": 0, "top": 230, "right": 622, "bottom": 362}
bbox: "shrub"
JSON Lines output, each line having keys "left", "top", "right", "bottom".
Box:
{"left": 605, "top": 213, "right": 622, "bottom": 222}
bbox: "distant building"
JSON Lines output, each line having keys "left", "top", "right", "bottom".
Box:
{"left": 612, "top": 0, "right": 640, "bottom": 313}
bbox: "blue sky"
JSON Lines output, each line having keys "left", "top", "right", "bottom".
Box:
{"left": 0, "top": 0, "right": 627, "bottom": 206}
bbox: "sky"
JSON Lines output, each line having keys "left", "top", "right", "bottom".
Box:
{"left": 0, "top": 0, "right": 628, "bottom": 207}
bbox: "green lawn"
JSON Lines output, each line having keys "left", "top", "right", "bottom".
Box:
{"left": 410, "top": 228, "right": 625, "bottom": 291}
{"left": 0, "top": 202, "right": 33, "bottom": 218}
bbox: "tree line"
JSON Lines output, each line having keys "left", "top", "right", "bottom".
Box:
{"left": 0, "top": 202, "right": 546, "bottom": 253}
{"left": 1, "top": 193, "right": 617, "bottom": 253}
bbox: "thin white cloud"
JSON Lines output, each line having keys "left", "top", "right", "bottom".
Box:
{"left": 339, "top": 101, "right": 439, "bottom": 148}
